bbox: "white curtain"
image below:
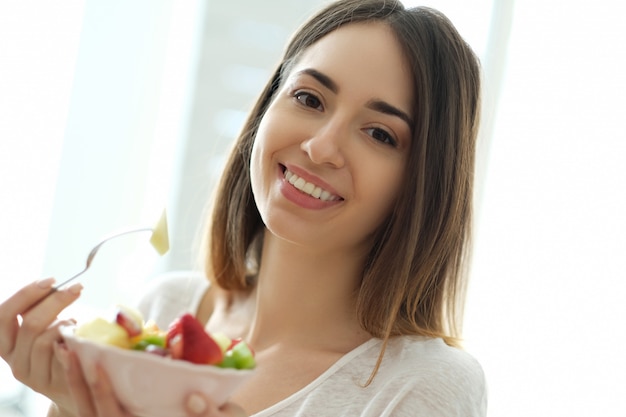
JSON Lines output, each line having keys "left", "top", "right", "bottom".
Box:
{"left": 0, "top": 0, "right": 203, "bottom": 414}
{"left": 467, "top": 0, "right": 626, "bottom": 415}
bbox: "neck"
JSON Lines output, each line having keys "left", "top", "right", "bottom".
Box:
{"left": 245, "top": 231, "right": 371, "bottom": 353}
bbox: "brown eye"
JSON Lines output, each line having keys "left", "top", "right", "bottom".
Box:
{"left": 364, "top": 127, "right": 397, "bottom": 147}
{"left": 294, "top": 91, "right": 323, "bottom": 110}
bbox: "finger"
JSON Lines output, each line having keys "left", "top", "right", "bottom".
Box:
{"left": 0, "top": 278, "right": 56, "bottom": 315}
{"left": 62, "top": 346, "right": 95, "bottom": 417}
{"left": 219, "top": 402, "right": 248, "bottom": 417}
{"left": 19, "top": 283, "right": 83, "bottom": 331}
{"left": 13, "top": 283, "right": 83, "bottom": 376}
{"left": 29, "top": 319, "right": 75, "bottom": 390}
{"left": 0, "top": 278, "right": 56, "bottom": 356}
{"left": 186, "top": 393, "right": 211, "bottom": 415}
{"left": 185, "top": 393, "right": 247, "bottom": 417}
{"left": 49, "top": 324, "right": 77, "bottom": 394}
{"left": 89, "top": 364, "right": 133, "bottom": 417}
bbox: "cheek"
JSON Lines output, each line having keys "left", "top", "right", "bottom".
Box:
{"left": 249, "top": 136, "right": 269, "bottom": 206}
{"left": 249, "top": 113, "right": 282, "bottom": 205}
{"left": 356, "top": 162, "right": 405, "bottom": 231}
{"left": 250, "top": 114, "right": 273, "bottom": 178}
{"left": 249, "top": 142, "right": 261, "bottom": 189}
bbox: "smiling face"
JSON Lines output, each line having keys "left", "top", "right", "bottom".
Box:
{"left": 250, "top": 22, "right": 414, "bottom": 255}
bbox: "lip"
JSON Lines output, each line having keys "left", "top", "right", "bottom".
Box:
{"left": 283, "top": 164, "right": 343, "bottom": 198}
{"left": 278, "top": 163, "right": 344, "bottom": 209}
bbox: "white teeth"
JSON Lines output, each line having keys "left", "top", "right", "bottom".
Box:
{"left": 284, "top": 169, "right": 338, "bottom": 201}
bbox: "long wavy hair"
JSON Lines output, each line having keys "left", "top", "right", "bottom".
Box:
{"left": 203, "top": 0, "right": 481, "bottom": 351}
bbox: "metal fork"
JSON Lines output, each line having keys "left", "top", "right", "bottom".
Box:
{"left": 50, "top": 227, "right": 153, "bottom": 292}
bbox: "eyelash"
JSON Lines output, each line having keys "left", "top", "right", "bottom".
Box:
{"left": 294, "top": 90, "right": 323, "bottom": 110}
{"left": 292, "top": 90, "right": 398, "bottom": 147}
{"left": 364, "top": 127, "right": 397, "bottom": 147}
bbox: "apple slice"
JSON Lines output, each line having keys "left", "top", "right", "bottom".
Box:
{"left": 149, "top": 209, "right": 169, "bottom": 255}
{"left": 114, "top": 304, "right": 144, "bottom": 337}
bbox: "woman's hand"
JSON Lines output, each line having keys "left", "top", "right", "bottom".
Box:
{"left": 56, "top": 343, "right": 247, "bottom": 417}
{"left": 0, "top": 278, "right": 83, "bottom": 414}
{"left": 55, "top": 344, "right": 134, "bottom": 417}
{"left": 185, "top": 393, "right": 247, "bottom": 417}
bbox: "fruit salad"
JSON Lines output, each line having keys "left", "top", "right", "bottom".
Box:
{"left": 74, "top": 305, "right": 256, "bottom": 370}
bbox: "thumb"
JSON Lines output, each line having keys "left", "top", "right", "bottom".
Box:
{"left": 185, "top": 393, "right": 210, "bottom": 415}
{"left": 185, "top": 393, "right": 247, "bottom": 417}
{"left": 219, "top": 402, "right": 247, "bottom": 416}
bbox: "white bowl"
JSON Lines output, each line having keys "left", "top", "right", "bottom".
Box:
{"left": 61, "top": 326, "right": 254, "bottom": 417}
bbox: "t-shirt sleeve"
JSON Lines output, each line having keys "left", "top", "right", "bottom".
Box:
{"left": 383, "top": 349, "right": 487, "bottom": 417}
{"left": 134, "top": 271, "right": 209, "bottom": 329}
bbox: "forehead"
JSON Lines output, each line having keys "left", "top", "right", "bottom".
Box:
{"left": 288, "top": 22, "right": 414, "bottom": 113}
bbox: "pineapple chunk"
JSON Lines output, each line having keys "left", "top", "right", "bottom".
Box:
{"left": 75, "top": 317, "right": 130, "bottom": 349}
{"left": 149, "top": 209, "right": 169, "bottom": 255}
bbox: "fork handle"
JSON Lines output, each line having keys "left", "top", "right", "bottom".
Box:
{"left": 52, "top": 268, "right": 89, "bottom": 291}
{"left": 25, "top": 272, "right": 85, "bottom": 312}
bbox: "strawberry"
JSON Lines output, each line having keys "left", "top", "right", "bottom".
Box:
{"left": 165, "top": 313, "right": 223, "bottom": 365}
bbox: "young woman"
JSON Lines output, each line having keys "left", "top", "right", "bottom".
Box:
{"left": 0, "top": 1, "right": 485, "bottom": 416}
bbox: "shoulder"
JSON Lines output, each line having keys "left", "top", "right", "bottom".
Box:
{"left": 391, "top": 336, "right": 484, "bottom": 378}
{"left": 272, "top": 337, "right": 487, "bottom": 417}
{"left": 376, "top": 336, "right": 487, "bottom": 416}
{"left": 134, "top": 271, "right": 209, "bottom": 329}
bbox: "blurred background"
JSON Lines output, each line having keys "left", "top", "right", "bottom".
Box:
{"left": 1, "top": 0, "right": 624, "bottom": 416}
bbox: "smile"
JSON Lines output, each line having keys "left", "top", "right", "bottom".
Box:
{"left": 284, "top": 169, "right": 341, "bottom": 201}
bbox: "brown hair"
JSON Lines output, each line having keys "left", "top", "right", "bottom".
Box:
{"left": 205, "top": 0, "right": 481, "bottom": 349}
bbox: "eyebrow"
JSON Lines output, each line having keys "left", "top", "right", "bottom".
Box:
{"left": 366, "top": 99, "right": 414, "bottom": 131}
{"left": 297, "top": 67, "right": 414, "bottom": 130}
{"left": 298, "top": 68, "right": 339, "bottom": 93}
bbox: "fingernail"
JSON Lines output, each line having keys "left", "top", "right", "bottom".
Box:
{"left": 36, "top": 277, "right": 56, "bottom": 289}
{"left": 187, "top": 393, "right": 207, "bottom": 414}
{"left": 66, "top": 283, "right": 83, "bottom": 295}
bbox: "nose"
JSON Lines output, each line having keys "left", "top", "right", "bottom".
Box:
{"left": 300, "top": 122, "right": 346, "bottom": 168}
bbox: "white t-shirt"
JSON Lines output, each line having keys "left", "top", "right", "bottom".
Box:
{"left": 136, "top": 273, "right": 487, "bottom": 417}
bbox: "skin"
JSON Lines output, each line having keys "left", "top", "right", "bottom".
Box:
{"left": 0, "top": 21, "right": 414, "bottom": 417}
{"left": 250, "top": 23, "right": 413, "bottom": 257}
{"left": 209, "top": 21, "right": 414, "bottom": 414}
{"left": 0, "top": 278, "right": 240, "bottom": 417}
{"left": 0, "top": 278, "right": 81, "bottom": 413}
